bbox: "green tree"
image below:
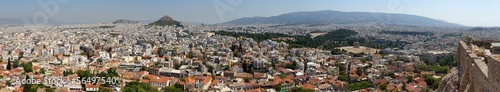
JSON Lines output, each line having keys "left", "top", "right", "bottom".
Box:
{"left": 348, "top": 81, "right": 374, "bottom": 91}
{"left": 122, "top": 87, "right": 135, "bottom": 92}
{"left": 338, "top": 75, "right": 348, "bottom": 81}
{"left": 407, "top": 76, "right": 413, "bottom": 83}
{"left": 46, "top": 88, "right": 56, "bottom": 92}
{"left": 187, "top": 51, "right": 194, "bottom": 59}
{"left": 40, "top": 68, "right": 46, "bottom": 74}
{"left": 273, "top": 84, "right": 282, "bottom": 91}
{"left": 164, "top": 86, "right": 183, "bottom": 92}
{"left": 466, "top": 36, "right": 473, "bottom": 44}
{"left": 386, "top": 72, "right": 395, "bottom": 78}
{"left": 13, "top": 60, "right": 20, "bottom": 69}
{"left": 403, "top": 82, "right": 407, "bottom": 91}
{"left": 431, "top": 78, "right": 441, "bottom": 89}
{"left": 122, "top": 81, "right": 159, "bottom": 92}
{"left": 97, "top": 58, "right": 103, "bottom": 64}
{"left": 6, "top": 81, "right": 11, "bottom": 86}
{"left": 6, "top": 59, "right": 11, "bottom": 70}
{"left": 63, "top": 69, "right": 74, "bottom": 76}
{"left": 107, "top": 68, "right": 118, "bottom": 77}
{"left": 22, "top": 62, "right": 33, "bottom": 73}
{"left": 361, "top": 57, "right": 369, "bottom": 63}
{"left": 223, "top": 65, "right": 230, "bottom": 70}
{"left": 19, "top": 52, "right": 24, "bottom": 59}
{"left": 244, "top": 78, "right": 251, "bottom": 82}
{"left": 356, "top": 69, "right": 363, "bottom": 76}
{"left": 140, "top": 66, "right": 148, "bottom": 71}
{"left": 99, "top": 87, "right": 112, "bottom": 92}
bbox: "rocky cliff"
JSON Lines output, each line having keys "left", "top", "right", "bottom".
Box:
{"left": 436, "top": 67, "right": 459, "bottom": 92}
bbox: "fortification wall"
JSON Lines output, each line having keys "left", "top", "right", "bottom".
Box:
{"left": 458, "top": 40, "right": 500, "bottom": 92}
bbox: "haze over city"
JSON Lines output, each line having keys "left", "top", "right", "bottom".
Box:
{"left": 1, "top": 0, "right": 499, "bottom": 26}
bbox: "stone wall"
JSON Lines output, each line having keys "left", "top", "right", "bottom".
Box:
{"left": 458, "top": 40, "right": 500, "bottom": 92}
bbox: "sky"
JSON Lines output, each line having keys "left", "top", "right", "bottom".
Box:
{"left": 0, "top": 0, "right": 499, "bottom": 26}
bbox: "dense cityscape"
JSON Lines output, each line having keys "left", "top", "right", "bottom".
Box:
{"left": 2, "top": 1, "right": 500, "bottom": 92}
{"left": 0, "top": 13, "right": 499, "bottom": 92}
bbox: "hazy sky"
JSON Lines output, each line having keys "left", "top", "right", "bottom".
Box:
{"left": 1, "top": 0, "right": 499, "bottom": 26}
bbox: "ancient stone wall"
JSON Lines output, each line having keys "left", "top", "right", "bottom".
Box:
{"left": 458, "top": 40, "right": 500, "bottom": 92}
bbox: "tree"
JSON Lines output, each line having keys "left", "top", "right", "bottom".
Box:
{"left": 223, "top": 65, "right": 230, "bottom": 70}
{"left": 157, "top": 47, "right": 164, "bottom": 57}
{"left": 466, "top": 36, "right": 473, "bottom": 44}
{"left": 403, "top": 82, "right": 407, "bottom": 91}
{"left": 348, "top": 81, "right": 374, "bottom": 90}
{"left": 407, "top": 76, "right": 413, "bottom": 83}
{"left": 164, "top": 86, "right": 183, "bottom": 92}
{"left": 356, "top": 69, "right": 362, "bottom": 76}
{"left": 187, "top": 51, "right": 194, "bottom": 59}
{"left": 23, "top": 75, "right": 44, "bottom": 92}
{"left": 63, "top": 70, "right": 74, "bottom": 76}
{"left": 361, "top": 57, "right": 369, "bottom": 63}
{"left": 21, "top": 62, "right": 33, "bottom": 73}
{"left": 13, "top": 60, "right": 20, "bottom": 69}
{"left": 244, "top": 78, "right": 251, "bottom": 82}
{"left": 40, "top": 68, "right": 46, "bottom": 74}
{"left": 107, "top": 68, "right": 118, "bottom": 77}
{"left": 80, "top": 52, "right": 88, "bottom": 56}
{"left": 338, "top": 75, "right": 348, "bottom": 81}
{"left": 97, "top": 58, "right": 103, "bottom": 64}
{"left": 46, "top": 88, "right": 56, "bottom": 92}
{"left": 6, "top": 60, "right": 11, "bottom": 70}
{"left": 99, "top": 87, "right": 112, "bottom": 92}
{"left": 431, "top": 78, "right": 441, "bottom": 89}
{"left": 19, "top": 52, "right": 24, "bottom": 59}
{"left": 386, "top": 72, "right": 395, "bottom": 78}
{"left": 76, "top": 70, "right": 94, "bottom": 83}
{"left": 123, "top": 81, "right": 159, "bottom": 92}
{"left": 273, "top": 84, "right": 282, "bottom": 91}
{"left": 6, "top": 81, "right": 11, "bottom": 86}
{"left": 140, "top": 66, "right": 148, "bottom": 71}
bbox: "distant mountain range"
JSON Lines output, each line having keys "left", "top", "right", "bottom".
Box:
{"left": 0, "top": 18, "right": 24, "bottom": 25}
{"left": 468, "top": 27, "right": 500, "bottom": 31}
{"left": 0, "top": 18, "right": 81, "bottom": 25}
{"left": 112, "top": 19, "right": 139, "bottom": 24}
{"left": 224, "top": 10, "right": 462, "bottom": 27}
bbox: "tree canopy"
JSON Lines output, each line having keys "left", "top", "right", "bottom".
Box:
{"left": 348, "top": 81, "right": 374, "bottom": 91}
{"left": 122, "top": 81, "right": 159, "bottom": 92}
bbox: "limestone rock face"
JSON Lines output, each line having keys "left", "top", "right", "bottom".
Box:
{"left": 159, "top": 16, "right": 174, "bottom": 22}
{"left": 436, "top": 67, "right": 459, "bottom": 92}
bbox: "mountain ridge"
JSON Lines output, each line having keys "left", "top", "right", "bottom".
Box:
{"left": 224, "top": 10, "right": 462, "bottom": 27}
{"left": 112, "top": 19, "right": 139, "bottom": 24}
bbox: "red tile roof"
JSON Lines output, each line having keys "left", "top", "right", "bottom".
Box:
{"left": 302, "top": 83, "right": 314, "bottom": 89}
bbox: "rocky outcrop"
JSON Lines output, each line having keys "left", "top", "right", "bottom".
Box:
{"left": 148, "top": 15, "right": 183, "bottom": 27}
{"left": 436, "top": 67, "right": 459, "bottom": 92}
